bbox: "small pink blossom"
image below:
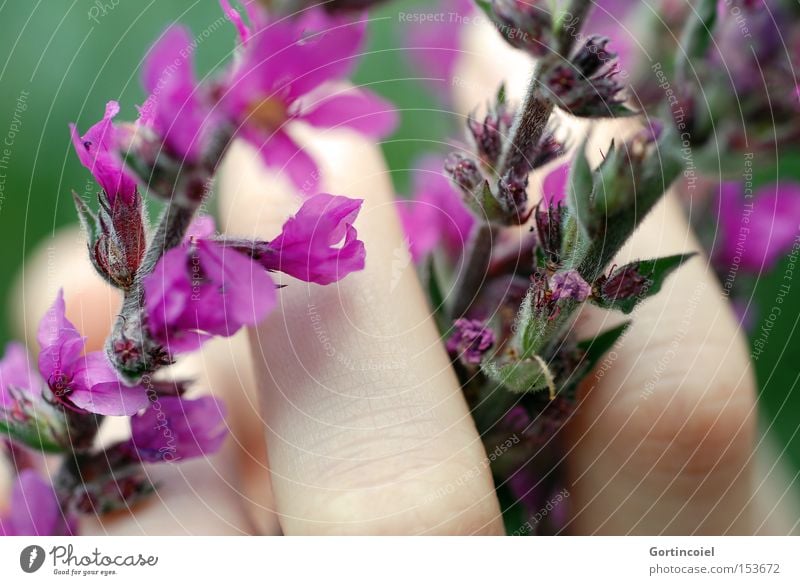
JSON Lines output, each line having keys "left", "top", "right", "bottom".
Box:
{"left": 127, "top": 396, "right": 227, "bottom": 462}
{"left": 260, "top": 194, "right": 366, "bottom": 285}
{"left": 716, "top": 181, "right": 800, "bottom": 272}
{"left": 0, "top": 470, "right": 76, "bottom": 536}
{"left": 397, "top": 155, "right": 475, "bottom": 262}
{"left": 69, "top": 101, "right": 137, "bottom": 205}
{"left": 37, "top": 291, "right": 149, "bottom": 416}
{"left": 144, "top": 240, "right": 276, "bottom": 354}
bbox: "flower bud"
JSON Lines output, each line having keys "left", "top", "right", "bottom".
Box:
{"left": 534, "top": 201, "right": 563, "bottom": 268}
{"left": 73, "top": 187, "right": 146, "bottom": 290}
{"left": 467, "top": 100, "right": 515, "bottom": 172}
{"left": 445, "top": 152, "right": 484, "bottom": 194}
{"left": 595, "top": 263, "right": 650, "bottom": 301}
{"left": 490, "top": 0, "right": 554, "bottom": 57}
{"left": 543, "top": 36, "right": 629, "bottom": 118}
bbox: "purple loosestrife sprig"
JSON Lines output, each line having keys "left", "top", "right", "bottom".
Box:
{"left": 0, "top": 0, "right": 379, "bottom": 534}
{"left": 402, "top": 0, "right": 735, "bottom": 531}
{"left": 92, "top": 1, "right": 385, "bottom": 383}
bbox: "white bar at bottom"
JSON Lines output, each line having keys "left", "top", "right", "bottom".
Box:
{"left": 1, "top": 536, "right": 798, "bottom": 584}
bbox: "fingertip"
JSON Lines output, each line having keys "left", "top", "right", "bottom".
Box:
{"left": 11, "top": 227, "right": 120, "bottom": 352}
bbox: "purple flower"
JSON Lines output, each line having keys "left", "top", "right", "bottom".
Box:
{"left": 184, "top": 214, "right": 217, "bottom": 242}
{"left": 549, "top": 270, "right": 591, "bottom": 302}
{"left": 127, "top": 396, "right": 227, "bottom": 463}
{"left": 141, "top": 26, "right": 213, "bottom": 163}
{"left": 144, "top": 239, "right": 276, "bottom": 354}
{"left": 0, "top": 342, "right": 42, "bottom": 409}
{"left": 398, "top": 155, "right": 475, "bottom": 262}
{"left": 589, "top": 0, "right": 637, "bottom": 72}
{"left": 0, "top": 470, "right": 75, "bottom": 536}
{"left": 404, "top": 0, "right": 473, "bottom": 101}
{"left": 446, "top": 319, "right": 495, "bottom": 365}
{"left": 69, "top": 101, "right": 138, "bottom": 205}
{"left": 716, "top": 181, "right": 800, "bottom": 273}
{"left": 218, "top": 3, "right": 397, "bottom": 191}
{"left": 713, "top": 0, "right": 780, "bottom": 93}
{"left": 542, "top": 162, "right": 569, "bottom": 206}
{"left": 259, "top": 193, "right": 366, "bottom": 285}
{"left": 37, "top": 291, "right": 149, "bottom": 416}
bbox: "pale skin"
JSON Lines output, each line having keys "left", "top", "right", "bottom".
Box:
{"left": 3, "top": 26, "right": 798, "bottom": 535}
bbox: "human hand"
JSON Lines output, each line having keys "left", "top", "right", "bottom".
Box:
{"left": 5, "top": 21, "right": 796, "bottom": 537}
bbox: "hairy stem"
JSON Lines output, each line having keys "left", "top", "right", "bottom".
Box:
{"left": 452, "top": 0, "right": 593, "bottom": 318}
{"left": 497, "top": 0, "right": 593, "bottom": 177}
{"left": 450, "top": 223, "right": 496, "bottom": 317}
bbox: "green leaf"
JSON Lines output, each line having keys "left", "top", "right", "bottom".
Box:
{"left": 592, "top": 253, "right": 697, "bottom": 314}
{"left": 496, "top": 82, "right": 507, "bottom": 106}
{"left": 566, "top": 136, "right": 595, "bottom": 235}
{"left": 424, "top": 256, "right": 447, "bottom": 332}
{"left": 577, "top": 321, "right": 631, "bottom": 368}
{"left": 514, "top": 286, "right": 545, "bottom": 356}
{"left": 497, "top": 482, "right": 532, "bottom": 536}
{"left": 482, "top": 354, "right": 554, "bottom": 395}
{"left": 676, "top": 0, "right": 718, "bottom": 83}
{"left": 72, "top": 190, "right": 99, "bottom": 244}
{"left": 0, "top": 414, "right": 67, "bottom": 454}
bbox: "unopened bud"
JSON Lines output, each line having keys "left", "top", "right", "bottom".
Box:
{"left": 491, "top": 0, "right": 554, "bottom": 57}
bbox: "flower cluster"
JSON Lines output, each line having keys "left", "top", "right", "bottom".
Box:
{"left": 396, "top": 0, "right": 800, "bottom": 533}
{"left": 4, "top": 0, "right": 800, "bottom": 538}
{"left": 1, "top": 0, "right": 383, "bottom": 534}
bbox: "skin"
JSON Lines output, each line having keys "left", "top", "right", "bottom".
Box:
{"left": 3, "top": 22, "right": 798, "bottom": 535}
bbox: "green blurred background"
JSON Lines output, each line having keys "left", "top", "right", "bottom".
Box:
{"left": 0, "top": 0, "right": 798, "bottom": 479}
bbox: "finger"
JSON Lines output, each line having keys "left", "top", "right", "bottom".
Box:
{"left": 9, "top": 228, "right": 262, "bottom": 534}
{"left": 453, "top": 20, "right": 769, "bottom": 535}
{"left": 566, "top": 192, "right": 757, "bottom": 535}
{"left": 218, "top": 129, "right": 504, "bottom": 535}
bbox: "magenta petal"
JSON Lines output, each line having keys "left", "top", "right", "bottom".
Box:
{"left": 130, "top": 395, "right": 228, "bottom": 462}
{"left": 223, "top": 8, "right": 367, "bottom": 110}
{"left": 141, "top": 26, "right": 208, "bottom": 162}
{"left": 284, "top": 11, "right": 368, "bottom": 99}
{"left": 747, "top": 183, "right": 800, "bottom": 270}
{"left": 264, "top": 193, "right": 366, "bottom": 284}
{"left": 69, "top": 352, "right": 149, "bottom": 416}
{"left": 242, "top": 126, "right": 320, "bottom": 193}
{"left": 68, "top": 382, "right": 149, "bottom": 416}
{"left": 36, "top": 337, "right": 85, "bottom": 388}
{"left": 404, "top": 0, "right": 472, "bottom": 98}
{"left": 0, "top": 342, "right": 42, "bottom": 407}
{"left": 397, "top": 200, "right": 441, "bottom": 262}
{"left": 542, "top": 163, "right": 569, "bottom": 205}
{"left": 36, "top": 289, "right": 79, "bottom": 348}
{"left": 195, "top": 240, "right": 277, "bottom": 329}
{"left": 2, "top": 471, "right": 68, "bottom": 536}
{"left": 144, "top": 241, "right": 276, "bottom": 355}
{"left": 301, "top": 89, "right": 398, "bottom": 138}
{"left": 398, "top": 154, "right": 474, "bottom": 261}
{"left": 716, "top": 181, "right": 800, "bottom": 272}
{"left": 184, "top": 214, "right": 217, "bottom": 242}
{"left": 69, "top": 101, "right": 137, "bottom": 205}
{"left": 219, "top": 0, "right": 250, "bottom": 44}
